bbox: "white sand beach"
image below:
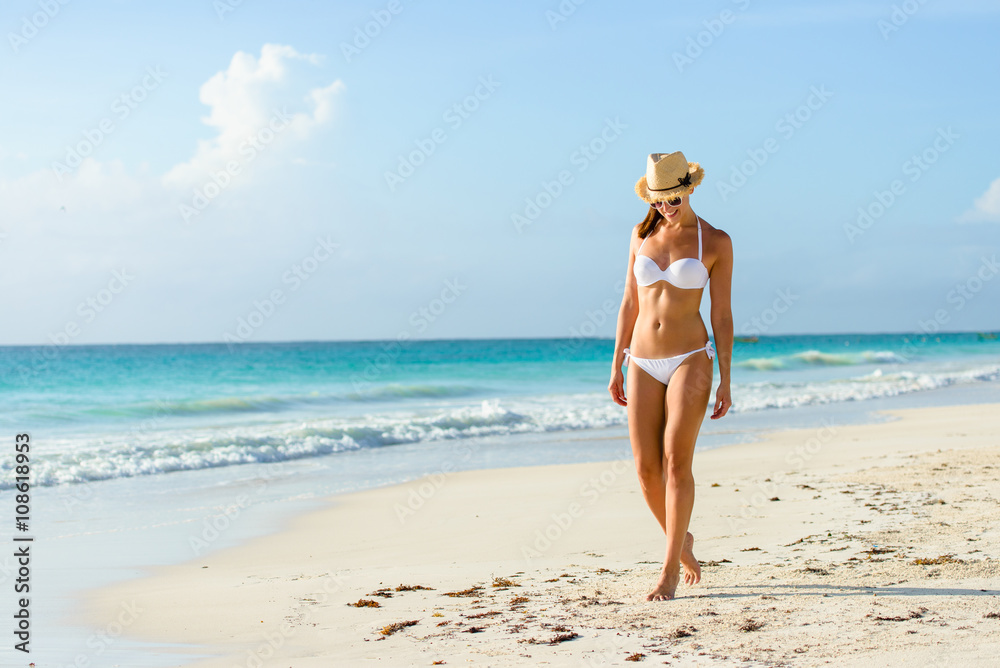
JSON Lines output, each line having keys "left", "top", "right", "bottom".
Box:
{"left": 85, "top": 403, "right": 1000, "bottom": 667}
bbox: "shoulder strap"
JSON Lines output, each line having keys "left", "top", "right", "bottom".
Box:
{"left": 637, "top": 235, "right": 647, "bottom": 255}
{"left": 696, "top": 217, "right": 703, "bottom": 261}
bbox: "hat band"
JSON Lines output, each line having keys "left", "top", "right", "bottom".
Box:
{"left": 646, "top": 172, "right": 693, "bottom": 192}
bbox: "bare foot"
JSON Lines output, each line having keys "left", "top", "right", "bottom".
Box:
{"left": 646, "top": 565, "right": 680, "bottom": 601}
{"left": 680, "top": 531, "right": 701, "bottom": 586}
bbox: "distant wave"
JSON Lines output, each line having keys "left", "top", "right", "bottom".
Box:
{"left": 88, "top": 395, "right": 297, "bottom": 417}
{"left": 737, "top": 357, "right": 786, "bottom": 371}
{"left": 344, "top": 383, "right": 482, "bottom": 401}
{"left": 74, "top": 384, "right": 485, "bottom": 420}
{"left": 735, "top": 349, "right": 908, "bottom": 370}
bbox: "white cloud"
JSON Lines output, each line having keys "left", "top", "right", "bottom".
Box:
{"left": 958, "top": 177, "right": 1000, "bottom": 222}
{"left": 162, "top": 43, "right": 344, "bottom": 189}
{"left": 0, "top": 157, "right": 162, "bottom": 226}
{"left": 0, "top": 40, "right": 344, "bottom": 324}
{"left": 0, "top": 43, "right": 342, "bottom": 230}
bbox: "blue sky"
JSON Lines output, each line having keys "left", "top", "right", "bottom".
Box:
{"left": 1, "top": 0, "right": 998, "bottom": 345}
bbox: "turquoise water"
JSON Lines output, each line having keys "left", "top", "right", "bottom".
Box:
{"left": 1, "top": 333, "right": 998, "bottom": 488}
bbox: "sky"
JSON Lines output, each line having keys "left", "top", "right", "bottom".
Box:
{"left": 1, "top": 0, "right": 998, "bottom": 346}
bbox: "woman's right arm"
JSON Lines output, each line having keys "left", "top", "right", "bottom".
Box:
{"left": 608, "top": 227, "right": 641, "bottom": 405}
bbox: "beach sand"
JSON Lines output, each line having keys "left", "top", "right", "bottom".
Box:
{"left": 85, "top": 403, "right": 1000, "bottom": 667}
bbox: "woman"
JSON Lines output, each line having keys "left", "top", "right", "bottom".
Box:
{"left": 608, "top": 151, "right": 734, "bottom": 601}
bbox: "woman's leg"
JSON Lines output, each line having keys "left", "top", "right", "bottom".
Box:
{"left": 647, "top": 351, "right": 713, "bottom": 601}
{"left": 625, "top": 358, "right": 668, "bottom": 533}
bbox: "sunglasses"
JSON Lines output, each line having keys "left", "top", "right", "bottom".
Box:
{"left": 654, "top": 197, "right": 683, "bottom": 208}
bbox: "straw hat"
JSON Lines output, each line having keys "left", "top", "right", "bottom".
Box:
{"left": 634, "top": 151, "right": 704, "bottom": 204}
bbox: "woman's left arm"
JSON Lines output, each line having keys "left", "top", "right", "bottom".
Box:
{"left": 709, "top": 230, "right": 734, "bottom": 419}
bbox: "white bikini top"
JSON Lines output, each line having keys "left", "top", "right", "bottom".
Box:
{"left": 633, "top": 216, "right": 709, "bottom": 290}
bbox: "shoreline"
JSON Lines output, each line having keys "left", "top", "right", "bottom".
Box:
{"left": 82, "top": 401, "right": 1000, "bottom": 666}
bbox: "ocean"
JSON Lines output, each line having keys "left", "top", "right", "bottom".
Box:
{"left": 1, "top": 333, "right": 999, "bottom": 665}
{"left": 2, "top": 333, "right": 999, "bottom": 490}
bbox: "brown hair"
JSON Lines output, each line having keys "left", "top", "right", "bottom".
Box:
{"left": 637, "top": 205, "right": 662, "bottom": 239}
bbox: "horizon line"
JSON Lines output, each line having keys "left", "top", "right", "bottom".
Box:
{"left": 0, "top": 329, "right": 997, "bottom": 349}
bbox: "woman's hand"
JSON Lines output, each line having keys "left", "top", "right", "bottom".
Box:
{"left": 711, "top": 381, "right": 732, "bottom": 419}
{"left": 609, "top": 369, "right": 627, "bottom": 406}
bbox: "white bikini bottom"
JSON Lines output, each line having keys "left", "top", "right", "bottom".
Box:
{"left": 623, "top": 340, "right": 715, "bottom": 387}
